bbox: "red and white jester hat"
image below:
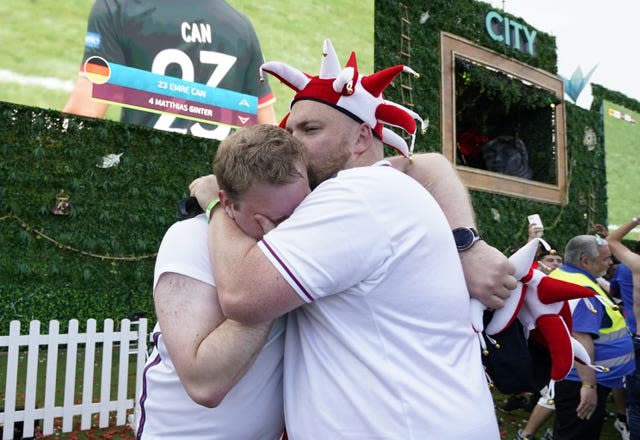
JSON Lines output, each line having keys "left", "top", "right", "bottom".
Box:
{"left": 260, "top": 39, "right": 428, "bottom": 157}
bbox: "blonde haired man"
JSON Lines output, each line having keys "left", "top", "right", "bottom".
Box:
{"left": 135, "top": 125, "right": 308, "bottom": 439}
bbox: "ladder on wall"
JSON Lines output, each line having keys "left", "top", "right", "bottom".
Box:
{"left": 399, "top": 3, "right": 415, "bottom": 110}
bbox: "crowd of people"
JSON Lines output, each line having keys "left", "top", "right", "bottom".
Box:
{"left": 62, "top": 1, "right": 639, "bottom": 439}
{"left": 506, "top": 223, "right": 637, "bottom": 440}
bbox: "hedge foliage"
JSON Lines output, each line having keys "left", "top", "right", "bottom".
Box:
{"left": 0, "top": 104, "right": 216, "bottom": 332}
{"left": 375, "top": 0, "right": 609, "bottom": 251}
{"left": 591, "top": 83, "right": 640, "bottom": 114}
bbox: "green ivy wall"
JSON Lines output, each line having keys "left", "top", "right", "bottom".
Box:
{"left": 376, "top": 0, "right": 610, "bottom": 252}
{"left": 0, "top": 105, "right": 214, "bottom": 332}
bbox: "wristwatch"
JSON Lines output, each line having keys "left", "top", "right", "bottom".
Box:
{"left": 452, "top": 227, "right": 483, "bottom": 252}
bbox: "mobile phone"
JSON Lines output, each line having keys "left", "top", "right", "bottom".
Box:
{"left": 528, "top": 214, "right": 544, "bottom": 237}
{"left": 527, "top": 214, "right": 543, "bottom": 227}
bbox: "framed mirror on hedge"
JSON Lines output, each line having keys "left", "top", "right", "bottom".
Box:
{"left": 440, "top": 32, "right": 567, "bottom": 205}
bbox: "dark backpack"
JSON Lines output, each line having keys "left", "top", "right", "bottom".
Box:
{"left": 480, "top": 312, "right": 536, "bottom": 395}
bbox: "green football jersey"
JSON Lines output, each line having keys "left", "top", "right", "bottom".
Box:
{"left": 81, "top": 0, "right": 274, "bottom": 139}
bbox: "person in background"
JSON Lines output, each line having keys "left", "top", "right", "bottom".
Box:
{"left": 63, "top": 0, "right": 276, "bottom": 139}
{"left": 525, "top": 220, "right": 563, "bottom": 274}
{"left": 499, "top": 224, "right": 552, "bottom": 417}
{"left": 594, "top": 224, "right": 616, "bottom": 294}
{"left": 610, "top": 236, "right": 640, "bottom": 335}
{"left": 514, "top": 240, "right": 563, "bottom": 440}
{"left": 549, "top": 235, "right": 634, "bottom": 440}
{"left": 593, "top": 223, "right": 633, "bottom": 440}
{"left": 134, "top": 125, "right": 309, "bottom": 439}
{"left": 537, "top": 246, "right": 563, "bottom": 274}
{"left": 607, "top": 216, "right": 640, "bottom": 440}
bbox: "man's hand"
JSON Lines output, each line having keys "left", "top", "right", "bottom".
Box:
{"left": 255, "top": 214, "right": 277, "bottom": 235}
{"left": 527, "top": 223, "right": 544, "bottom": 241}
{"left": 189, "top": 174, "right": 219, "bottom": 211}
{"left": 592, "top": 223, "right": 609, "bottom": 239}
{"left": 459, "top": 241, "right": 516, "bottom": 309}
{"left": 576, "top": 386, "right": 598, "bottom": 419}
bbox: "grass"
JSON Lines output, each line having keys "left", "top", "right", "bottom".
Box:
{"left": 228, "top": 0, "right": 373, "bottom": 120}
{"left": 492, "top": 388, "right": 624, "bottom": 439}
{"left": 602, "top": 99, "right": 640, "bottom": 239}
{"left": 0, "top": 1, "right": 87, "bottom": 77}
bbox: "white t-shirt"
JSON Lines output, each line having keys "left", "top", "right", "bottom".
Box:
{"left": 259, "top": 162, "right": 498, "bottom": 439}
{"left": 135, "top": 214, "right": 285, "bottom": 440}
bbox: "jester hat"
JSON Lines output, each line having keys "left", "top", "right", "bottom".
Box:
{"left": 260, "top": 39, "right": 427, "bottom": 157}
{"left": 471, "top": 238, "right": 607, "bottom": 401}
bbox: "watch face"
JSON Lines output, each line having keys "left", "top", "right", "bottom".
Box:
{"left": 453, "top": 228, "right": 475, "bottom": 250}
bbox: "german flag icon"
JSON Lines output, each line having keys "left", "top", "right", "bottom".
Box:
{"left": 84, "top": 56, "right": 111, "bottom": 85}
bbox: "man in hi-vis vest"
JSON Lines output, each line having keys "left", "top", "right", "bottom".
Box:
{"left": 550, "top": 234, "right": 635, "bottom": 440}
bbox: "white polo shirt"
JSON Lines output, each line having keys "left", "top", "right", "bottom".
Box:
{"left": 259, "top": 162, "right": 498, "bottom": 439}
{"left": 135, "top": 215, "right": 285, "bottom": 439}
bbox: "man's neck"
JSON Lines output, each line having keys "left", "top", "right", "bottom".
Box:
{"left": 347, "top": 144, "right": 384, "bottom": 169}
{"left": 561, "top": 262, "right": 598, "bottom": 281}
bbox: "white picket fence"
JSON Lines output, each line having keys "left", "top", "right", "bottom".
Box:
{"left": 0, "top": 318, "right": 148, "bottom": 440}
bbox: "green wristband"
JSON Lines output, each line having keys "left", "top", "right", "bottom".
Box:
{"left": 205, "top": 199, "right": 220, "bottom": 221}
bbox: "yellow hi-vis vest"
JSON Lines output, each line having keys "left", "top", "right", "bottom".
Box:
{"left": 550, "top": 268, "right": 626, "bottom": 337}
{"left": 550, "top": 267, "right": 634, "bottom": 381}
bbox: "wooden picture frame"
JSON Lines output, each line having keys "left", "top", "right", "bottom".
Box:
{"left": 440, "top": 32, "right": 567, "bottom": 205}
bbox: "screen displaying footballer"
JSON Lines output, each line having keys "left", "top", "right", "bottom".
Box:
{"left": 602, "top": 99, "right": 640, "bottom": 228}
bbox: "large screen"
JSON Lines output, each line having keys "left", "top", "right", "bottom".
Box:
{"left": 0, "top": 0, "right": 373, "bottom": 123}
{"left": 602, "top": 99, "right": 640, "bottom": 231}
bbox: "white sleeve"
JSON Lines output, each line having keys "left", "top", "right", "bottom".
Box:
{"left": 258, "top": 179, "right": 391, "bottom": 302}
{"left": 153, "top": 214, "right": 214, "bottom": 289}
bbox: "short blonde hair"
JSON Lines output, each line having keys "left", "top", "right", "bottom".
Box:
{"left": 214, "top": 125, "right": 307, "bottom": 204}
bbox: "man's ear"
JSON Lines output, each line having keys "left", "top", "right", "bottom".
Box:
{"left": 218, "top": 190, "right": 235, "bottom": 219}
{"left": 579, "top": 255, "right": 591, "bottom": 270}
{"left": 353, "top": 123, "right": 374, "bottom": 155}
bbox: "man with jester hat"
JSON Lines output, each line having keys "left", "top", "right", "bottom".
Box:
{"left": 204, "top": 39, "right": 502, "bottom": 439}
